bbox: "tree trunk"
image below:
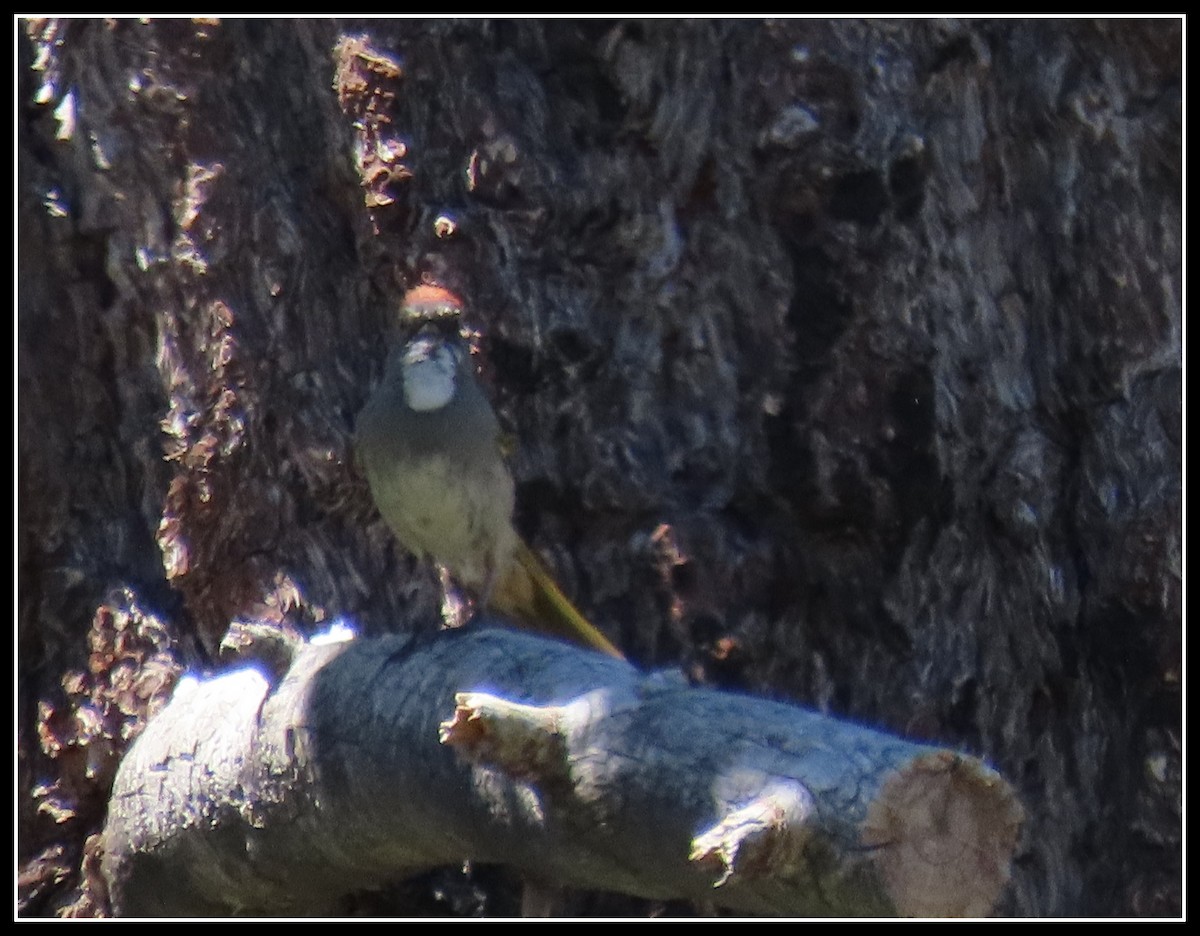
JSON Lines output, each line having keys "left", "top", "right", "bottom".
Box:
{"left": 17, "top": 17, "right": 1181, "bottom": 917}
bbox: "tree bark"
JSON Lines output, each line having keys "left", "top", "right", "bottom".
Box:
{"left": 17, "top": 17, "right": 1181, "bottom": 917}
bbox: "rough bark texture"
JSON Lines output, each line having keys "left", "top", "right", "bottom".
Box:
{"left": 17, "top": 18, "right": 1181, "bottom": 917}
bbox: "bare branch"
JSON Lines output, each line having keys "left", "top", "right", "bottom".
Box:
{"left": 102, "top": 627, "right": 1022, "bottom": 916}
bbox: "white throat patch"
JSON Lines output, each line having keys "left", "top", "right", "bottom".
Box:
{"left": 401, "top": 338, "right": 460, "bottom": 411}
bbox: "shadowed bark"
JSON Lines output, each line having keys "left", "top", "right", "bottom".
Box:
{"left": 17, "top": 17, "right": 1180, "bottom": 917}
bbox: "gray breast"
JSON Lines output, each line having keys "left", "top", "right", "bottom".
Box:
{"left": 354, "top": 345, "right": 517, "bottom": 587}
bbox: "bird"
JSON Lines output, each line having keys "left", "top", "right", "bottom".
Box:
{"left": 355, "top": 284, "right": 624, "bottom": 659}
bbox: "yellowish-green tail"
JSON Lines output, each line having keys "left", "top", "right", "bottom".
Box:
{"left": 489, "top": 541, "right": 625, "bottom": 659}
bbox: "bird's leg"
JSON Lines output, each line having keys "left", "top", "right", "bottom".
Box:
{"left": 437, "top": 565, "right": 475, "bottom": 631}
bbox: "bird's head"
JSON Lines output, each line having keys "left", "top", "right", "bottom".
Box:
{"left": 396, "top": 285, "right": 470, "bottom": 412}
{"left": 399, "top": 284, "right": 466, "bottom": 332}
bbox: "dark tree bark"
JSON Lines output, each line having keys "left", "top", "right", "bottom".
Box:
{"left": 17, "top": 17, "right": 1181, "bottom": 917}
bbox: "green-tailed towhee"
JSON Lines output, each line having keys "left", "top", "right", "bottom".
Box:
{"left": 355, "top": 284, "right": 623, "bottom": 659}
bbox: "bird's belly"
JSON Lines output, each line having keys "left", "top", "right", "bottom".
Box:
{"left": 366, "top": 452, "right": 516, "bottom": 593}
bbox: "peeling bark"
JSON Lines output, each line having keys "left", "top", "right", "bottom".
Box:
{"left": 18, "top": 17, "right": 1180, "bottom": 917}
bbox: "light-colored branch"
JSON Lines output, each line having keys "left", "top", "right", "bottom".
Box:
{"left": 101, "top": 626, "right": 1023, "bottom": 916}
